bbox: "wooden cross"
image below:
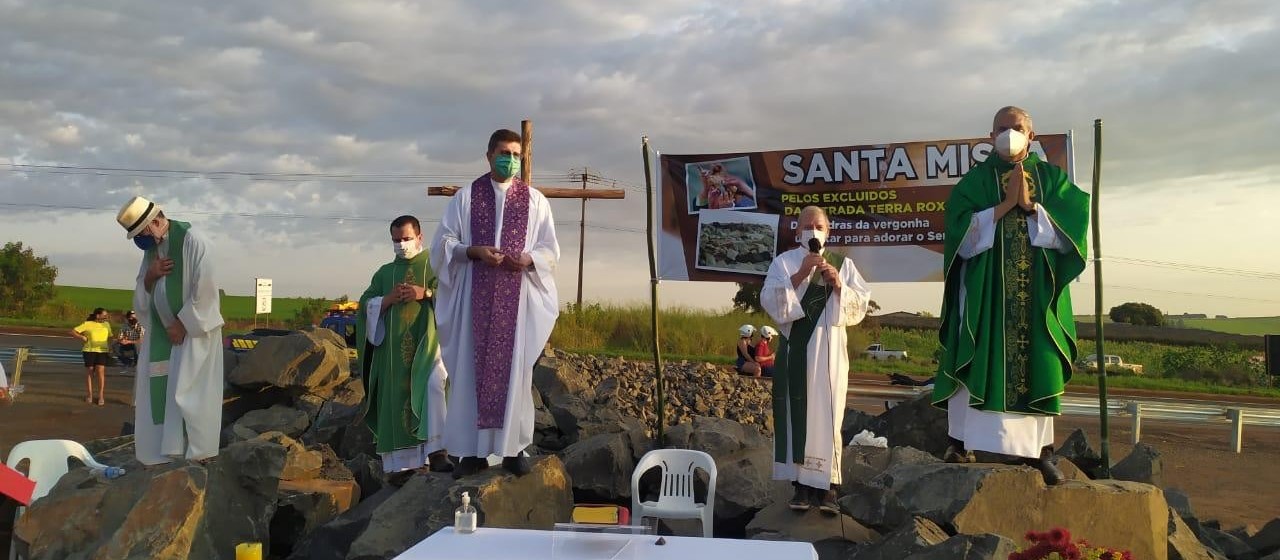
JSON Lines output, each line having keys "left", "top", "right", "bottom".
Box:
{"left": 426, "top": 120, "right": 627, "bottom": 309}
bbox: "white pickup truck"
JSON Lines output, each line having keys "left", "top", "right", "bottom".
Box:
{"left": 864, "top": 343, "right": 908, "bottom": 360}
{"left": 1079, "top": 354, "right": 1144, "bottom": 375}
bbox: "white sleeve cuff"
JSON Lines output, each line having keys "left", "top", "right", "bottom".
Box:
{"left": 1029, "top": 204, "right": 1067, "bottom": 251}
{"left": 956, "top": 207, "right": 996, "bottom": 259}
{"left": 366, "top": 297, "right": 386, "bottom": 345}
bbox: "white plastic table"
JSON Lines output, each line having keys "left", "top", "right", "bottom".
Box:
{"left": 394, "top": 527, "right": 819, "bottom": 560}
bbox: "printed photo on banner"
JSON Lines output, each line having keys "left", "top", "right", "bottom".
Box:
{"left": 684, "top": 157, "right": 758, "bottom": 214}
{"left": 694, "top": 210, "right": 779, "bottom": 275}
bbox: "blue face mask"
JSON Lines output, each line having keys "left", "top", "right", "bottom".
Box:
{"left": 133, "top": 235, "right": 156, "bottom": 250}
{"left": 493, "top": 154, "right": 521, "bottom": 179}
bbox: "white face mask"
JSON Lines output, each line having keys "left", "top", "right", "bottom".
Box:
{"left": 798, "top": 228, "right": 829, "bottom": 253}
{"left": 994, "top": 129, "right": 1029, "bottom": 160}
{"left": 394, "top": 238, "right": 422, "bottom": 260}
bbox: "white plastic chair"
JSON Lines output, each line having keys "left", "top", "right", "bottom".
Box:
{"left": 630, "top": 449, "right": 716, "bottom": 538}
{"left": 6, "top": 439, "right": 109, "bottom": 560}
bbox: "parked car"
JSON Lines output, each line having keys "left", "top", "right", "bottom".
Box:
{"left": 864, "top": 343, "right": 908, "bottom": 360}
{"left": 1078, "top": 354, "right": 1144, "bottom": 375}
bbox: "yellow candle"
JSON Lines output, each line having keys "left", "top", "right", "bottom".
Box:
{"left": 235, "top": 542, "right": 262, "bottom": 560}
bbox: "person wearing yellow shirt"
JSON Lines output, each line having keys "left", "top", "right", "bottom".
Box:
{"left": 72, "top": 307, "right": 114, "bottom": 406}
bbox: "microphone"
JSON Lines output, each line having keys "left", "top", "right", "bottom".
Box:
{"left": 807, "top": 237, "right": 824, "bottom": 285}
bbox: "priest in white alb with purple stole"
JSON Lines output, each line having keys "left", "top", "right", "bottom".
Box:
{"left": 431, "top": 128, "right": 560, "bottom": 478}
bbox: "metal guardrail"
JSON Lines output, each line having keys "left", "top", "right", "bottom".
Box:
{"left": 852, "top": 382, "right": 1280, "bottom": 453}
{"left": 0, "top": 347, "right": 83, "bottom": 365}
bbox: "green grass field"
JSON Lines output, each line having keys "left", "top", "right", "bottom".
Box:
{"left": 0, "top": 285, "right": 335, "bottom": 326}
{"left": 1179, "top": 317, "right": 1280, "bottom": 336}
{"left": 1076, "top": 313, "right": 1280, "bottom": 336}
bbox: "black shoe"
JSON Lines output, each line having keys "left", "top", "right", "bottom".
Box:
{"left": 502, "top": 455, "right": 531, "bottom": 476}
{"left": 1026, "top": 447, "right": 1064, "bottom": 486}
{"left": 818, "top": 489, "right": 840, "bottom": 515}
{"left": 428, "top": 451, "right": 455, "bottom": 473}
{"left": 944, "top": 437, "right": 976, "bottom": 463}
{"left": 452, "top": 456, "right": 489, "bottom": 479}
{"left": 787, "top": 483, "right": 811, "bottom": 511}
{"left": 943, "top": 445, "right": 976, "bottom": 463}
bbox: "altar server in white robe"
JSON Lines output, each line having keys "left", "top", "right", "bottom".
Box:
{"left": 762, "top": 205, "right": 870, "bottom": 514}
{"left": 431, "top": 128, "right": 560, "bottom": 478}
{"left": 116, "top": 196, "right": 224, "bottom": 465}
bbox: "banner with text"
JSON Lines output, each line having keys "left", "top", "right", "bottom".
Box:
{"left": 656, "top": 134, "right": 1073, "bottom": 282}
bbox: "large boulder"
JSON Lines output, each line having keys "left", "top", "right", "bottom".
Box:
{"left": 270, "top": 478, "right": 361, "bottom": 557}
{"left": 1055, "top": 428, "right": 1104, "bottom": 478}
{"left": 560, "top": 431, "right": 640, "bottom": 502}
{"left": 873, "top": 396, "right": 949, "bottom": 457}
{"left": 1168, "top": 508, "right": 1220, "bottom": 560}
{"left": 228, "top": 330, "right": 350, "bottom": 393}
{"left": 904, "top": 533, "right": 1020, "bottom": 560}
{"left": 296, "top": 455, "right": 573, "bottom": 560}
{"left": 231, "top": 404, "right": 312, "bottom": 440}
{"left": 256, "top": 432, "right": 324, "bottom": 481}
{"left": 1110, "top": 442, "right": 1164, "bottom": 487}
{"left": 662, "top": 416, "right": 773, "bottom": 532}
{"left": 14, "top": 438, "right": 288, "bottom": 560}
{"left": 299, "top": 377, "right": 366, "bottom": 449}
{"left": 854, "top": 516, "right": 950, "bottom": 560}
{"left": 1251, "top": 519, "right": 1280, "bottom": 557}
{"left": 841, "top": 462, "right": 1169, "bottom": 560}
{"left": 745, "top": 482, "right": 879, "bottom": 544}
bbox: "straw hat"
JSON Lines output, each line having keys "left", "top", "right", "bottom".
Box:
{"left": 116, "top": 196, "right": 162, "bottom": 238}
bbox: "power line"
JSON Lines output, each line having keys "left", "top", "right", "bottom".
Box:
{"left": 1104, "top": 256, "right": 1280, "bottom": 281}
{"left": 0, "top": 201, "right": 646, "bottom": 233}
{"left": 1076, "top": 282, "right": 1280, "bottom": 304}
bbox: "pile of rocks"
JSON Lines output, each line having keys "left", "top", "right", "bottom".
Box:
{"left": 537, "top": 350, "right": 772, "bottom": 437}
{"left": 12, "top": 337, "right": 1279, "bottom": 560}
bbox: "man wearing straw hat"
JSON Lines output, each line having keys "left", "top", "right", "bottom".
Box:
{"left": 116, "top": 196, "right": 224, "bottom": 465}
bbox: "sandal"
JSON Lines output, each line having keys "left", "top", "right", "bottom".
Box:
{"left": 85, "top": 396, "right": 94, "bottom": 404}
{"left": 96, "top": 398, "right": 105, "bottom": 406}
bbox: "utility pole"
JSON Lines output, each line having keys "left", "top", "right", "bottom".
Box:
{"left": 577, "top": 169, "right": 588, "bottom": 310}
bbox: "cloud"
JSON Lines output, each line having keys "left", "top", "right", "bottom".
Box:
{"left": 1, "top": 0, "right": 1278, "bottom": 316}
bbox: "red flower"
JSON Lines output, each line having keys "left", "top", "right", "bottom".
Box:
{"left": 1049, "top": 528, "right": 1069, "bottom": 545}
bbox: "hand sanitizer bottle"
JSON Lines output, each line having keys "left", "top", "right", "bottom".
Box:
{"left": 454, "top": 491, "right": 477, "bottom": 534}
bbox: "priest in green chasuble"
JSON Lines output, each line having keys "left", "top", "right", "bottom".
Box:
{"left": 932, "top": 107, "right": 1090, "bottom": 485}
{"left": 357, "top": 215, "right": 453, "bottom": 474}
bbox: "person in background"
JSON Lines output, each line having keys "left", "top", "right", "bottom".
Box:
{"left": 756, "top": 326, "right": 778, "bottom": 377}
{"left": 116, "top": 310, "right": 145, "bottom": 373}
{"left": 72, "top": 308, "right": 113, "bottom": 406}
{"left": 735, "top": 324, "right": 760, "bottom": 376}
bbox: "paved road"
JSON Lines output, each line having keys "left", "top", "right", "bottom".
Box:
{"left": 0, "top": 331, "right": 80, "bottom": 350}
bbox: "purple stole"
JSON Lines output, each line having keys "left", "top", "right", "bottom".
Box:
{"left": 469, "top": 174, "right": 531, "bottom": 429}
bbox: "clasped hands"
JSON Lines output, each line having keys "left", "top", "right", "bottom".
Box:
{"left": 466, "top": 245, "right": 533, "bottom": 272}
{"left": 802, "top": 253, "right": 840, "bottom": 286}
{"left": 1001, "top": 162, "right": 1036, "bottom": 214}
{"left": 385, "top": 283, "right": 431, "bottom": 306}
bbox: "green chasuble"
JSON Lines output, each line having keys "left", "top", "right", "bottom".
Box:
{"left": 773, "top": 251, "right": 843, "bottom": 464}
{"left": 932, "top": 153, "right": 1089, "bottom": 415}
{"left": 356, "top": 251, "right": 440, "bottom": 455}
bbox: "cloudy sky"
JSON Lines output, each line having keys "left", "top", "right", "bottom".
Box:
{"left": 2, "top": 0, "right": 1278, "bottom": 318}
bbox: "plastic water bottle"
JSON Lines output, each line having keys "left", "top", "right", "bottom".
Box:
{"left": 454, "top": 491, "right": 477, "bottom": 534}
{"left": 92, "top": 466, "right": 126, "bottom": 482}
